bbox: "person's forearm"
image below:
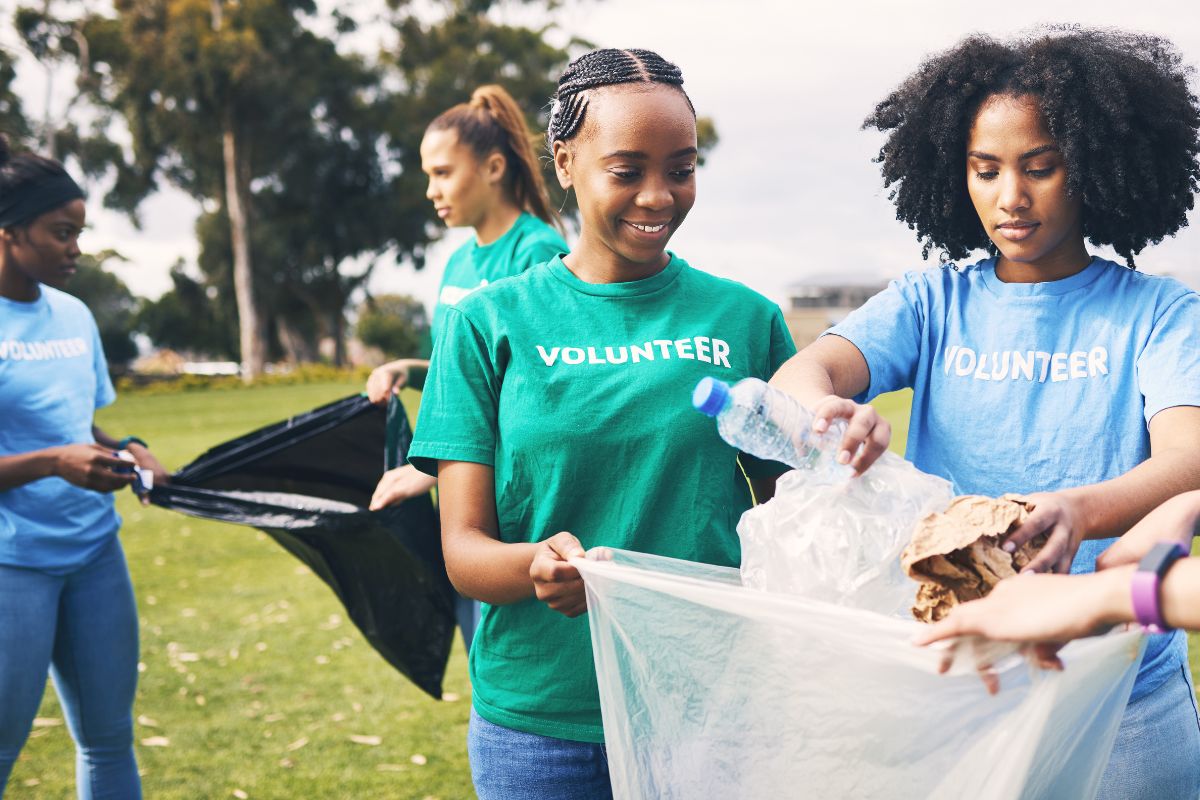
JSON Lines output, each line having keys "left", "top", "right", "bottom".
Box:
{"left": 443, "top": 526, "right": 540, "bottom": 604}
{"left": 1161, "top": 560, "right": 1200, "bottom": 630}
{"left": 1066, "top": 448, "right": 1200, "bottom": 541}
{"left": 380, "top": 358, "right": 430, "bottom": 391}
{"left": 768, "top": 336, "right": 870, "bottom": 408}
{"left": 0, "top": 450, "right": 60, "bottom": 492}
{"left": 1095, "top": 561, "right": 1200, "bottom": 631}
{"left": 768, "top": 351, "right": 838, "bottom": 409}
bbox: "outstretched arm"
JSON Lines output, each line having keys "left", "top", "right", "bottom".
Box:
{"left": 915, "top": 558, "right": 1200, "bottom": 646}
{"left": 369, "top": 464, "right": 438, "bottom": 510}
{"left": 1006, "top": 406, "right": 1200, "bottom": 573}
{"left": 365, "top": 358, "right": 431, "bottom": 403}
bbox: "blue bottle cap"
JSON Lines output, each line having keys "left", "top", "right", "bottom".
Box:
{"left": 692, "top": 377, "right": 731, "bottom": 417}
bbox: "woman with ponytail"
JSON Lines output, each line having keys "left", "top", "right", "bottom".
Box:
{"left": 0, "top": 136, "right": 168, "bottom": 798}
{"left": 366, "top": 85, "right": 567, "bottom": 646}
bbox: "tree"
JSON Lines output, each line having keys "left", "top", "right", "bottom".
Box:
{"left": 355, "top": 293, "right": 430, "bottom": 359}
{"left": 0, "top": 45, "right": 33, "bottom": 142}
{"left": 11, "top": 1, "right": 129, "bottom": 176}
{"left": 63, "top": 250, "right": 140, "bottom": 368}
{"left": 136, "top": 262, "right": 237, "bottom": 359}
{"left": 10, "top": 1, "right": 719, "bottom": 374}
{"left": 382, "top": 7, "right": 577, "bottom": 226}
{"left": 67, "top": 0, "right": 316, "bottom": 379}
{"left": 167, "top": 1, "right": 577, "bottom": 367}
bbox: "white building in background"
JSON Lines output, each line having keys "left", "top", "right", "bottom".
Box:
{"left": 782, "top": 278, "right": 888, "bottom": 349}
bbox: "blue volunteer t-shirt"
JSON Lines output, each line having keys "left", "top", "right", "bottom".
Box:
{"left": 829, "top": 256, "right": 1200, "bottom": 701}
{"left": 0, "top": 285, "right": 120, "bottom": 573}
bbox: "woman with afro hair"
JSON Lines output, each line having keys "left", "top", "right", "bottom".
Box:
{"left": 771, "top": 26, "right": 1200, "bottom": 798}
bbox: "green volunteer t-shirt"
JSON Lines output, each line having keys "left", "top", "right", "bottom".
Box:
{"left": 430, "top": 212, "right": 567, "bottom": 343}
{"left": 410, "top": 253, "right": 796, "bottom": 743}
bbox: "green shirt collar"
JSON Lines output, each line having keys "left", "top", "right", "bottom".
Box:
{"left": 548, "top": 252, "right": 684, "bottom": 297}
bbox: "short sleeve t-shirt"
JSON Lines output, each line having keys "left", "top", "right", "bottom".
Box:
{"left": 0, "top": 285, "right": 119, "bottom": 573}
{"left": 429, "top": 212, "right": 567, "bottom": 343}
{"left": 409, "top": 253, "right": 796, "bottom": 742}
{"left": 828, "top": 256, "right": 1200, "bottom": 701}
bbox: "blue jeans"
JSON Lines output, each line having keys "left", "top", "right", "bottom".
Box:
{"left": 0, "top": 537, "right": 141, "bottom": 800}
{"left": 468, "top": 709, "right": 611, "bottom": 800}
{"left": 1097, "top": 662, "right": 1200, "bottom": 799}
{"left": 455, "top": 594, "right": 481, "bottom": 651}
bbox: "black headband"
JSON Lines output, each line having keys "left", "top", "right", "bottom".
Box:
{"left": 0, "top": 173, "right": 85, "bottom": 229}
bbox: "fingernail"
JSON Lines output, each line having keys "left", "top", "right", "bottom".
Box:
{"left": 1002, "top": 542, "right": 1016, "bottom": 553}
{"left": 814, "top": 420, "right": 827, "bottom": 433}
{"left": 837, "top": 450, "right": 851, "bottom": 464}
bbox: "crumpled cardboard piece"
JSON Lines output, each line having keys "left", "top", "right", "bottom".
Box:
{"left": 902, "top": 494, "right": 1047, "bottom": 623}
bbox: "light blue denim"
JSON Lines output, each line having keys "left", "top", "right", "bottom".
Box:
{"left": 0, "top": 536, "right": 141, "bottom": 800}
{"left": 1096, "top": 661, "right": 1200, "bottom": 799}
{"left": 468, "top": 708, "right": 611, "bottom": 800}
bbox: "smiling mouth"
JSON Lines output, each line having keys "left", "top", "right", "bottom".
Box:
{"left": 624, "top": 220, "right": 670, "bottom": 234}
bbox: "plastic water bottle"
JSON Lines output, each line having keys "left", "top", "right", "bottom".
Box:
{"left": 692, "top": 377, "right": 852, "bottom": 481}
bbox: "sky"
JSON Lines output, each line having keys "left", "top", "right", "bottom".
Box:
{"left": 5, "top": 0, "right": 1200, "bottom": 314}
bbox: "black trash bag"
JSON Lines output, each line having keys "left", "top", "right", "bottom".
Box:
{"left": 150, "top": 393, "right": 455, "bottom": 699}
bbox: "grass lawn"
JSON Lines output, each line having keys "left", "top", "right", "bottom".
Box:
{"left": 7, "top": 383, "right": 1198, "bottom": 797}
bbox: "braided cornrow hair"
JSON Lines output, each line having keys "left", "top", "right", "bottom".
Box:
{"left": 547, "top": 48, "right": 695, "bottom": 148}
{"left": 428, "top": 84, "right": 560, "bottom": 228}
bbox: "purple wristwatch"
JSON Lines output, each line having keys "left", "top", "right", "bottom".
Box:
{"left": 1131, "top": 541, "right": 1189, "bottom": 634}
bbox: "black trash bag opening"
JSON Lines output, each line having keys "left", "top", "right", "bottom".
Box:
{"left": 151, "top": 394, "right": 454, "bottom": 699}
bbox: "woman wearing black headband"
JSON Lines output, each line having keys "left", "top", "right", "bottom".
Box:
{"left": 0, "top": 135, "right": 167, "bottom": 798}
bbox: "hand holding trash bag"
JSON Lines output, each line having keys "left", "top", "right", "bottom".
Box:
{"left": 366, "top": 359, "right": 428, "bottom": 404}
{"left": 370, "top": 464, "right": 437, "bottom": 510}
{"left": 45, "top": 443, "right": 136, "bottom": 493}
{"left": 152, "top": 394, "right": 456, "bottom": 698}
{"left": 121, "top": 440, "right": 170, "bottom": 505}
{"left": 530, "top": 532, "right": 588, "bottom": 618}
{"left": 123, "top": 440, "right": 170, "bottom": 487}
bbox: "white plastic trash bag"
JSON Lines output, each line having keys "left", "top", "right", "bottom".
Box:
{"left": 577, "top": 548, "right": 1143, "bottom": 800}
{"left": 739, "top": 452, "right": 954, "bottom": 618}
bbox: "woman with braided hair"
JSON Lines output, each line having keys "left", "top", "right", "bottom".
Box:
{"left": 771, "top": 27, "right": 1200, "bottom": 797}
{"left": 366, "top": 85, "right": 566, "bottom": 647}
{"left": 408, "top": 48, "right": 794, "bottom": 798}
